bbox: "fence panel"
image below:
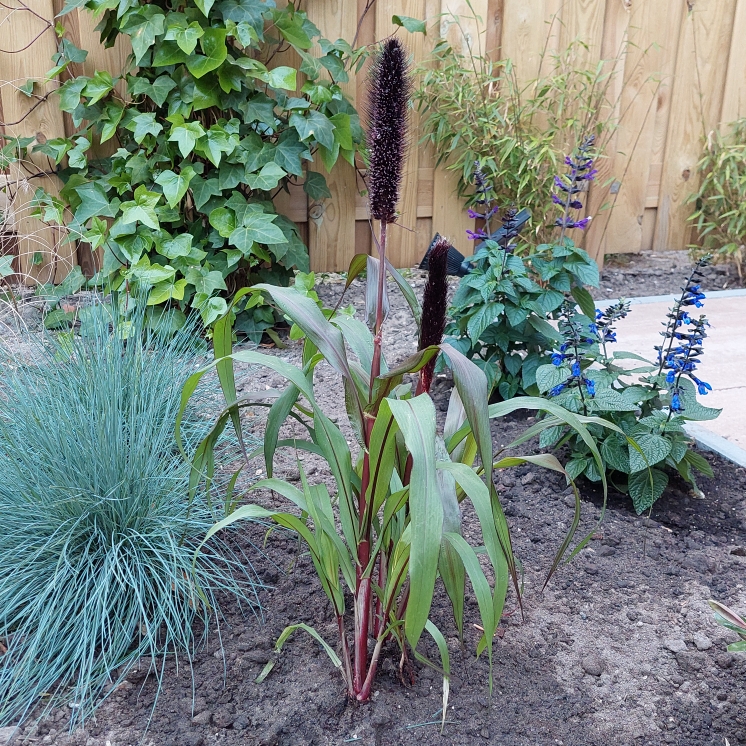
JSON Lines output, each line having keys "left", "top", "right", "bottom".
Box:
{"left": 2, "top": 0, "right": 745, "bottom": 277}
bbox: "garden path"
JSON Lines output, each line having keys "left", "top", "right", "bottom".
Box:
{"left": 598, "top": 289, "right": 746, "bottom": 453}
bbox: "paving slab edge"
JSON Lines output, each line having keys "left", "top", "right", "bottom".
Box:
{"left": 683, "top": 424, "right": 746, "bottom": 470}
{"left": 595, "top": 287, "right": 746, "bottom": 306}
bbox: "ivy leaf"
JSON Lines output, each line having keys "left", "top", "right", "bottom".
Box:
{"left": 122, "top": 7, "right": 166, "bottom": 63}
{"left": 190, "top": 175, "right": 221, "bottom": 209}
{"left": 158, "top": 233, "right": 193, "bottom": 259}
{"left": 246, "top": 162, "right": 286, "bottom": 191}
{"left": 319, "top": 53, "right": 347, "bottom": 82}
{"left": 164, "top": 18, "right": 204, "bottom": 54}
{"left": 147, "top": 278, "right": 188, "bottom": 305}
{"left": 168, "top": 119, "right": 206, "bottom": 158}
{"left": 82, "top": 70, "right": 114, "bottom": 105}
{"left": 67, "top": 136, "right": 91, "bottom": 170}
{"left": 100, "top": 100, "right": 125, "bottom": 143}
{"left": 194, "top": 0, "right": 216, "bottom": 17}
{"left": 58, "top": 77, "right": 87, "bottom": 112}
{"left": 126, "top": 112, "right": 163, "bottom": 144}
{"left": 275, "top": 13, "right": 313, "bottom": 48}
{"left": 217, "top": 0, "right": 265, "bottom": 27}
{"left": 152, "top": 40, "right": 189, "bottom": 66}
{"left": 119, "top": 185, "right": 161, "bottom": 230}
{"left": 155, "top": 165, "right": 195, "bottom": 208}
{"left": 35, "top": 137, "right": 71, "bottom": 164}
{"left": 392, "top": 14, "right": 427, "bottom": 33}
{"left": 198, "top": 296, "right": 229, "bottom": 326}
{"left": 186, "top": 28, "right": 228, "bottom": 78}
{"left": 127, "top": 255, "right": 176, "bottom": 285}
{"left": 149, "top": 75, "right": 178, "bottom": 106}
{"left": 267, "top": 66, "right": 297, "bottom": 91}
{"left": 290, "top": 110, "right": 335, "bottom": 150}
{"left": 196, "top": 125, "right": 235, "bottom": 166}
{"left": 329, "top": 112, "right": 353, "bottom": 150}
{"left": 73, "top": 182, "right": 118, "bottom": 224}
{"left": 229, "top": 211, "right": 286, "bottom": 252}
{"left": 209, "top": 206, "right": 237, "bottom": 238}
{"left": 19, "top": 79, "right": 35, "bottom": 97}
{"left": 303, "top": 171, "right": 331, "bottom": 200}
{"left": 81, "top": 216, "right": 108, "bottom": 250}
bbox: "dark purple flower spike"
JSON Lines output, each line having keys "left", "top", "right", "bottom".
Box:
{"left": 553, "top": 135, "right": 596, "bottom": 237}
{"left": 367, "top": 38, "right": 410, "bottom": 225}
{"left": 418, "top": 236, "right": 449, "bottom": 394}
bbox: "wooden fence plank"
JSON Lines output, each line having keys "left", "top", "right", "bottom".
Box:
{"left": 0, "top": 0, "right": 70, "bottom": 284}
{"left": 720, "top": 0, "right": 746, "bottom": 126}
{"left": 583, "top": 0, "right": 630, "bottom": 263}
{"left": 653, "top": 0, "right": 737, "bottom": 251}
{"left": 307, "top": 0, "right": 359, "bottom": 273}
{"left": 592, "top": 0, "right": 680, "bottom": 257}
{"left": 500, "top": 0, "right": 562, "bottom": 87}
{"left": 559, "top": 0, "right": 606, "bottom": 76}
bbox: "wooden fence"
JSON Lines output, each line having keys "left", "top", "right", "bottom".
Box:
{"left": 1, "top": 0, "right": 745, "bottom": 280}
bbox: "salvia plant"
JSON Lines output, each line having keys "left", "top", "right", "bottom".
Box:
{"left": 536, "top": 258, "right": 720, "bottom": 512}
{"left": 446, "top": 145, "right": 600, "bottom": 399}
{"left": 0, "top": 307, "right": 263, "bottom": 727}
{"left": 181, "top": 39, "right": 614, "bottom": 714}
{"left": 4, "top": 0, "right": 362, "bottom": 338}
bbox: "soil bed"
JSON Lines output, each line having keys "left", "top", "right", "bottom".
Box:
{"left": 6, "top": 253, "right": 746, "bottom": 746}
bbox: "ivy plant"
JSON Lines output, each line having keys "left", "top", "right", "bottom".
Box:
{"left": 25, "top": 0, "right": 362, "bottom": 336}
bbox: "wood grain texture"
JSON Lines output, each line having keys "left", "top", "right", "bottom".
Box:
{"left": 654, "top": 0, "right": 737, "bottom": 251}
{"left": 374, "top": 0, "right": 426, "bottom": 268}
{"left": 720, "top": 0, "right": 746, "bottom": 125}
{"left": 500, "top": 0, "right": 562, "bottom": 86}
{"left": 594, "top": 0, "right": 681, "bottom": 258}
{"left": 0, "top": 0, "right": 70, "bottom": 284}
{"left": 304, "top": 0, "right": 359, "bottom": 272}
{"left": 583, "top": 0, "right": 631, "bottom": 263}
{"left": 558, "top": 0, "right": 606, "bottom": 75}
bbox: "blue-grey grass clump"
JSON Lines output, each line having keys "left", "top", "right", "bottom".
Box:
{"left": 0, "top": 310, "right": 264, "bottom": 728}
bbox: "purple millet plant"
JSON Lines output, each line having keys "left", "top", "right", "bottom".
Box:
{"left": 418, "top": 236, "right": 449, "bottom": 394}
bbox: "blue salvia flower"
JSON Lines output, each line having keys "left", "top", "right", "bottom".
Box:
{"left": 592, "top": 299, "right": 631, "bottom": 357}
{"left": 466, "top": 162, "right": 497, "bottom": 242}
{"left": 553, "top": 135, "right": 597, "bottom": 234}
{"left": 655, "top": 257, "right": 713, "bottom": 414}
{"left": 548, "top": 301, "right": 596, "bottom": 413}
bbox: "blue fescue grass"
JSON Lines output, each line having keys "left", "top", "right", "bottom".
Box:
{"left": 0, "top": 307, "right": 264, "bottom": 728}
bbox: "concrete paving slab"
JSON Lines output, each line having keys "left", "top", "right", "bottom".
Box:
{"left": 595, "top": 291, "right": 746, "bottom": 450}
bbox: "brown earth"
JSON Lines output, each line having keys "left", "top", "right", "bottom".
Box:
{"left": 5, "top": 253, "right": 746, "bottom": 746}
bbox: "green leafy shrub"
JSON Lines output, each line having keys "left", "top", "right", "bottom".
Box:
{"left": 0, "top": 308, "right": 263, "bottom": 727}
{"left": 445, "top": 151, "right": 599, "bottom": 399}
{"left": 536, "top": 260, "right": 721, "bottom": 512}
{"left": 181, "top": 40, "right": 616, "bottom": 714}
{"left": 19, "top": 0, "right": 361, "bottom": 336}
{"left": 689, "top": 118, "right": 746, "bottom": 277}
{"left": 415, "top": 14, "right": 618, "bottom": 247}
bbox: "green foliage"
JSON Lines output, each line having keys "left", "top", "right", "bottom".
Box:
{"left": 0, "top": 309, "right": 263, "bottom": 727}
{"left": 709, "top": 600, "right": 746, "bottom": 654}
{"left": 181, "top": 271, "right": 614, "bottom": 709}
{"left": 536, "top": 311, "right": 719, "bottom": 513}
{"left": 689, "top": 118, "right": 746, "bottom": 276}
{"left": 415, "top": 28, "right": 618, "bottom": 247}
{"left": 446, "top": 238, "right": 599, "bottom": 398}
{"left": 21, "top": 0, "right": 362, "bottom": 336}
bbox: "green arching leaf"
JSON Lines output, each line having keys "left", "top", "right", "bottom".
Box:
{"left": 387, "top": 395, "right": 441, "bottom": 651}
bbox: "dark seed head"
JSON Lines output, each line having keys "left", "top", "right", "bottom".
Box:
{"left": 366, "top": 38, "right": 411, "bottom": 224}
{"left": 419, "top": 236, "right": 449, "bottom": 393}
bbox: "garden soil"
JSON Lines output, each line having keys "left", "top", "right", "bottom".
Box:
{"left": 5, "top": 251, "right": 746, "bottom": 746}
